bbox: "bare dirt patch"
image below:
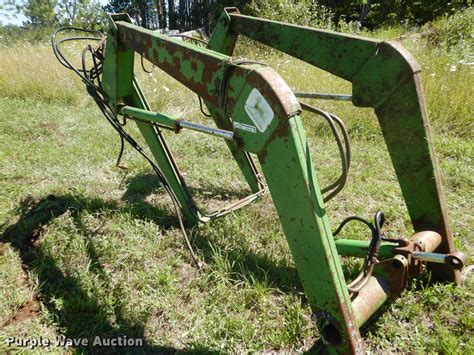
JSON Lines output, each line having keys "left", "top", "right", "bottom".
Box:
{"left": 2, "top": 297, "right": 40, "bottom": 329}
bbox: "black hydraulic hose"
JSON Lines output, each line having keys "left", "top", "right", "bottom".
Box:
{"left": 299, "top": 102, "right": 351, "bottom": 202}
{"left": 52, "top": 27, "right": 204, "bottom": 268}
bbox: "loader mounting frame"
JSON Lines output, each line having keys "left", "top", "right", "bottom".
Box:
{"left": 66, "top": 8, "right": 466, "bottom": 353}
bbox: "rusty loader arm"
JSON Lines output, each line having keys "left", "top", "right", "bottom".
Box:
{"left": 52, "top": 8, "right": 467, "bottom": 354}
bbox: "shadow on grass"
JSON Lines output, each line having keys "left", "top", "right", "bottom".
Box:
{"left": 0, "top": 173, "right": 330, "bottom": 353}
{"left": 122, "top": 173, "right": 254, "bottom": 209}
{"left": 0, "top": 193, "right": 195, "bottom": 354}
{"left": 123, "top": 175, "right": 304, "bottom": 293}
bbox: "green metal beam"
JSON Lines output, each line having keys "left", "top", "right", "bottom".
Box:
{"left": 129, "top": 81, "right": 198, "bottom": 224}
{"left": 102, "top": 15, "right": 198, "bottom": 224}
{"left": 116, "top": 20, "right": 228, "bottom": 105}
{"left": 205, "top": 7, "right": 263, "bottom": 194}
{"left": 223, "top": 10, "right": 459, "bottom": 284}
{"left": 335, "top": 239, "right": 397, "bottom": 259}
{"left": 228, "top": 13, "right": 377, "bottom": 84}
{"left": 258, "top": 116, "right": 362, "bottom": 353}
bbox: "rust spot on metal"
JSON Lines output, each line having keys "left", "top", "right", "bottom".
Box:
{"left": 117, "top": 22, "right": 223, "bottom": 105}
{"left": 258, "top": 148, "right": 268, "bottom": 163}
{"left": 246, "top": 67, "right": 301, "bottom": 117}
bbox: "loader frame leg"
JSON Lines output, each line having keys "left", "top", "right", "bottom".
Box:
{"left": 258, "top": 116, "right": 363, "bottom": 353}
{"left": 210, "top": 8, "right": 460, "bottom": 284}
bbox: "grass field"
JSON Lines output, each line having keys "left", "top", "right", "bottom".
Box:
{"left": 0, "top": 12, "right": 473, "bottom": 353}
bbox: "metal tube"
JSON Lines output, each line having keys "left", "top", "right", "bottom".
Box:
{"left": 120, "top": 105, "right": 177, "bottom": 128}
{"left": 351, "top": 274, "right": 390, "bottom": 328}
{"left": 411, "top": 231, "right": 442, "bottom": 252}
{"left": 177, "top": 120, "right": 234, "bottom": 140}
{"left": 335, "top": 239, "right": 397, "bottom": 259}
{"left": 293, "top": 91, "right": 352, "bottom": 101}
{"left": 119, "top": 105, "right": 234, "bottom": 140}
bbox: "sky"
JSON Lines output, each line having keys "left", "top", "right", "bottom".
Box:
{"left": 0, "top": 0, "right": 109, "bottom": 26}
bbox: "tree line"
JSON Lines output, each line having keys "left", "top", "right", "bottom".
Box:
{"left": 3, "top": 0, "right": 472, "bottom": 32}
{"left": 104, "top": 0, "right": 215, "bottom": 32}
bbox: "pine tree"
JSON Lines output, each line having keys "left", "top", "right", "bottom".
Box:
{"left": 23, "top": 0, "right": 58, "bottom": 27}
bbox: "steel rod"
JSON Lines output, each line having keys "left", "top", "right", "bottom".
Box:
{"left": 293, "top": 91, "right": 352, "bottom": 101}
{"left": 177, "top": 120, "right": 234, "bottom": 140}
{"left": 412, "top": 251, "right": 448, "bottom": 264}
{"left": 120, "top": 105, "right": 234, "bottom": 140}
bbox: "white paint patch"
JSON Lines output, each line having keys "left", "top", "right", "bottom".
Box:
{"left": 244, "top": 88, "right": 274, "bottom": 133}
{"left": 233, "top": 121, "right": 256, "bottom": 133}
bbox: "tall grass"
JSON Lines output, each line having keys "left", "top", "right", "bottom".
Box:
{"left": 0, "top": 42, "right": 85, "bottom": 104}
{"left": 0, "top": 9, "right": 472, "bottom": 136}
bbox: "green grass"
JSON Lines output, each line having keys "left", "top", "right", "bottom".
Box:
{"left": 0, "top": 13, "right": 473, "bottom": 353}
